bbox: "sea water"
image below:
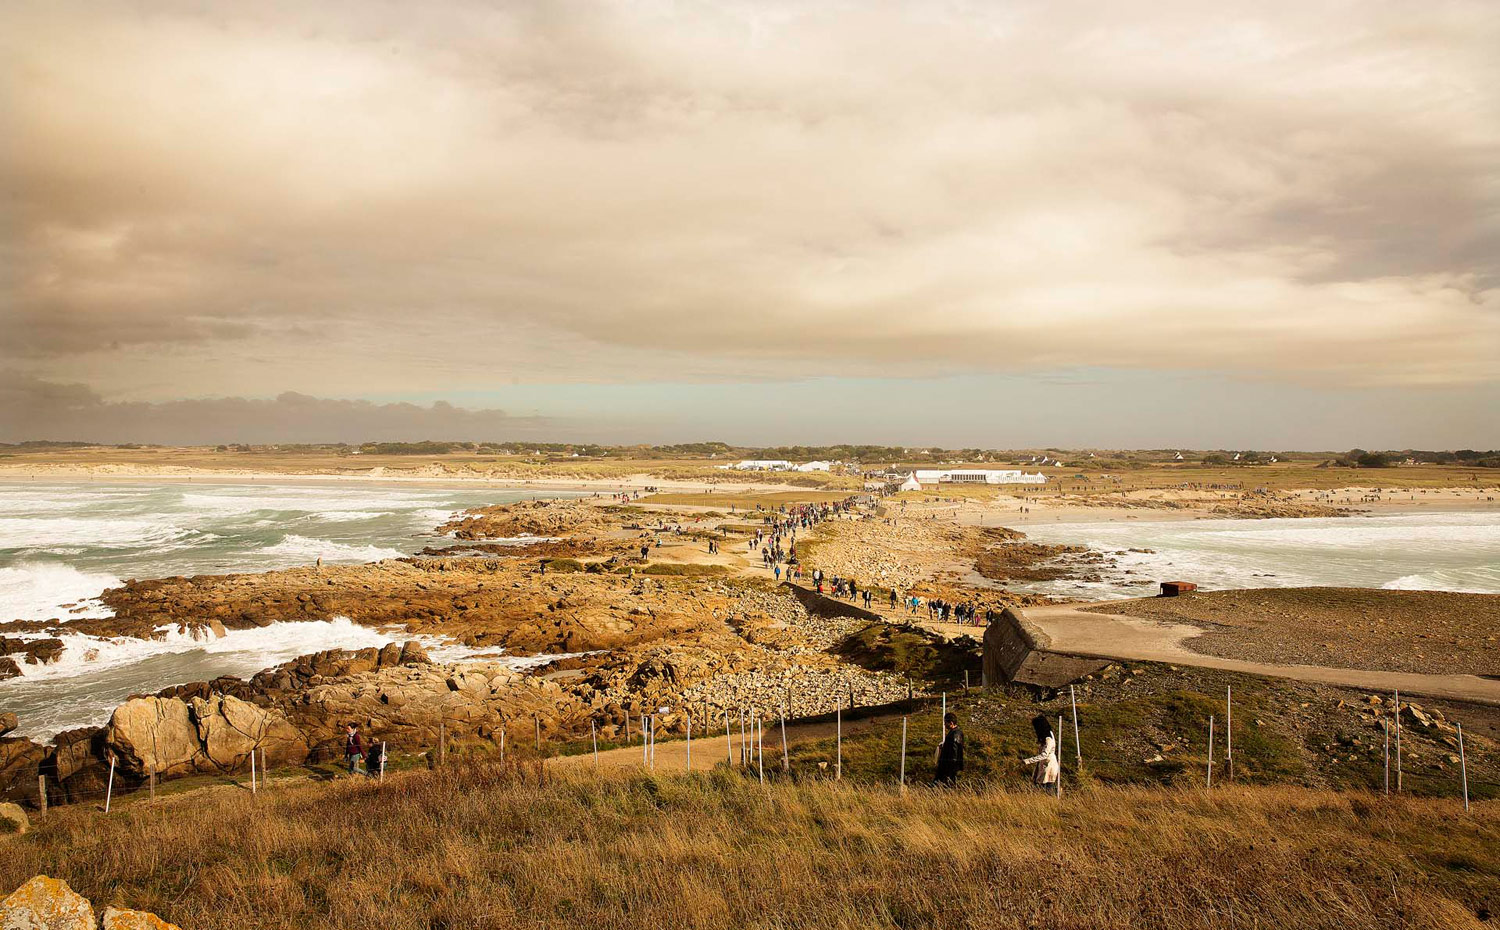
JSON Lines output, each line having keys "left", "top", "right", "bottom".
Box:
{"left": 0, "top": 480, "right": 580, "bottom": 738}
{"left": 1012, "top": 510, "right": 1500, "bottom": 600}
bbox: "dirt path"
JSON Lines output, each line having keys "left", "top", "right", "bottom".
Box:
{"left": 551, "top": 715, "right": 899, "bottom": 773}
{"left": 1023, "top": 602, "right": 1500, "bottom": 705}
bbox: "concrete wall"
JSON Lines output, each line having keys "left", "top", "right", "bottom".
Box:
{"left": 983, "top": 606, "right": 1110, "bottom": 689}
{"left": 782, "top": 583, "right": 885, "bottom": 624}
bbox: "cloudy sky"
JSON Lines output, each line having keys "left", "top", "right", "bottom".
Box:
{"left": 3, "top": 0, "right": 1497, "bottom": 447}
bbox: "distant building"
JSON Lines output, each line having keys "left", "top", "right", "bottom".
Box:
{"left": 793, "top": 460, "right": 832, "bottom": 472}
{"left": 909, "top": 469, "right": 1046, "bottom": 488}
{"left": 716, "top": 459, "right": 794, "bottom": 471}
{"left": 899, "top": 474, "right": 923, "bottom": 492}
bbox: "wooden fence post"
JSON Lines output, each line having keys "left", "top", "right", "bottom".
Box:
{"left": 104, "top": 757, "right": 115, "bottom": 813}
{"left": 1070, "top": 685, "right": 1082, "bottom": 767}
{"left": 1394, "top": 689, "right": 1402, "bottom": 792}
{"left": 836, "top": 705, "right": 843, "bottom": 780}
{"left": 726, "top": 708, "right": 733, "bottom": 766}
{"left": 380, "top": 741, "right": 386, "bottom": 782}
{"left": 756, "top": 717, "right": 764, "bottom": 784}
{"left": 37, "top": 776, "right": 46, "bottom": 816}
{"left": 535, "top": 716, "right": 542, "bottom": 753}
{"left": 1225, "top": 685, "right": 1233, "bottom": 780}
{"left": 1458, "top": 723, "right": 1469, "bottom": 812}
{"left": 592, "top": 720, "right": 599, "bottom": 768}
{"left": 1206, "top": 715, "right": 1215, "bottom": 789}
{"left": 439, "top": 722, "right": 446, "bottom": 767}
{"left": 250, "top": 749, "right": 257, "bottom": 795}
{"left": 1056, "top": 715, "right": 1063, "bottom": 799}
{"left": 899, "top": 716, "right": 908, "bottom": 790}
{"left": 780, "top": 712, "right": 788, "bottom": 773}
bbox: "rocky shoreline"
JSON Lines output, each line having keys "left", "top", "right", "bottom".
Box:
{"left": 2, "top": 495, "right": 957, "bottom": 808}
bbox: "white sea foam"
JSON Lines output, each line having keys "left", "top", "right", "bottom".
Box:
{"left": 307, "top": 510, "right": 393, "bottom": 522}
{"left": 179, "top": 491, "right": 446, "bottom": 515}
{"left": 0, "top": 515, "right": 199, "bottom": 550}
{"left": 258, "top": 535, "right": 406, "bottom": 563}
{"left": 0, "top": 562, "right": 120, "bottom": 623}
{"left": 6, "top": 616, "right": 400, "bottom": 682}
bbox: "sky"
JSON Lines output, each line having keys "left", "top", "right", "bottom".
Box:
{"left": 2, "top": 0, "right": 1497, "bottom": 448}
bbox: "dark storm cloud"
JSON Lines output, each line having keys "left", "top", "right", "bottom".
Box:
{"left": 0, "top": 373, "right": 554, "bottom": 444}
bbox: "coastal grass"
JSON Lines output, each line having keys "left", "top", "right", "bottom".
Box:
{"left": 4, "top": 763, "right": 1496, "bottom": 929}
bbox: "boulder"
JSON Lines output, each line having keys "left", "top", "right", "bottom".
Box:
{"left": 49, "top": 730, "right": 99, "bottom": 783}
{"left": 106, "top": 694, "right": 309, "bottom": 777}
{"left": 0, "top": 876, "right": 95, "bottom": 930}
{"left": 102, "top": 907, "right": 183, "bottom": 930}
{"left": 0, "top": 659, "right": 18, "bottom": 681}
{"left": 104, "top": 698, "right": 203, "bottom": 776}
{"left": 399, "top": 641, "right": 431, "bottom": 665}
{"left": 0, "top": 802, "right": 26, "bottom": 836}
{"left": 0, "top": 714, "right": 16, "bottom": 737}
{"left": 378, "top": 642, "right": 404, "bottom": 667}
{"left": 190, "top": 695, "right": 264, "bottom": 768}
{"left": 48, "top": 729, "right": 111, "bottom": 804}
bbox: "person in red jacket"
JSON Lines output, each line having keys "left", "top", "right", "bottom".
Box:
{"left": 344, "top": 723, "right": 365, "bottom": 775}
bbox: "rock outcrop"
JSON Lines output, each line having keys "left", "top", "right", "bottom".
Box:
{"left": 0, "top": 877, "right": 182, "bottom": 930}
{"left": 0, "top": 802, "right": 26, "bottom": 836}
{"left": 102, "top": 907, "right": 183, "bottom": 930}
{"left": 438, "top": 498, "right": 616, "bottom": 540}
{"left": 0, "top": 876, "right": 95, "bottom": 930}
{"left": 0, "top": 714, "right": 16, "bottom": 737}
{"left": 0, "top": 739, "right": 45, "bottom": 808}
{"left": 104, "top": 694, "right": 308, "bottom": 777}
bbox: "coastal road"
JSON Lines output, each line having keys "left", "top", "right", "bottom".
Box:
{"left": 1020, "top": 602, "right": 1500, "bottom": 706}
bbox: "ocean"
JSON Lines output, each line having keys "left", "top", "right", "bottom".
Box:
{"left": 0, "top": 480, "right": 580, "bottom": 738}
{"left": 1013, "top": 510, "right": 1500, "bottom": 599}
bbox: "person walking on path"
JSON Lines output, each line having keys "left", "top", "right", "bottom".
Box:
{"left": 364, "top": 740, "right": 383, "bottom": 779}
{"left": 934, "top": 713, "right": 965, "bottom": 786}
{"left": 1023, "top": 715, "right": 1059, "bottom": 789}
{"left": 344, "top": 723, "right": 366, "bottom": 776}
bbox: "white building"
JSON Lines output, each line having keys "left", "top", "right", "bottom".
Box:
{"left": 910, "top": 469, "right": 1047, "bottom": 488}
{"left": 717, "top": 459, "right": 794, "bottom": 471}
{"left": 793, "top": 460, "right": 832, "bottom": 472}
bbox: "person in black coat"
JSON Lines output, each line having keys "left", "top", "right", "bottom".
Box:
{"left": 934, "top": 713, "right": 964, "bottom": 786}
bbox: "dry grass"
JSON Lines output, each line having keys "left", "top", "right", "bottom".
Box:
{"left": 3, "top": 764, "right": 1495, "bottom": 929}
{"left": 1039, "top": 463, "right": 1499, "bottom": 493}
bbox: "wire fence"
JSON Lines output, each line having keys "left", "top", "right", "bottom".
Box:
{"left": 22, "top": 682, "right": 1490, "bottom": 821}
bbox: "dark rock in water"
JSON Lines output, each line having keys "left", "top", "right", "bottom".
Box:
{"left": 0, "top": 712, "right": 17, "bottom": 736}
{"left": 0, "top": 636, "right": 66, "bottom": 666}
{"left": 0, "top": 658, "right": 18, "bottom": 681}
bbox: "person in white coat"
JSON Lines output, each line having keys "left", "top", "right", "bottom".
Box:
{"left": 1023, "top": 715, "right": 1059, "bottom": 788}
